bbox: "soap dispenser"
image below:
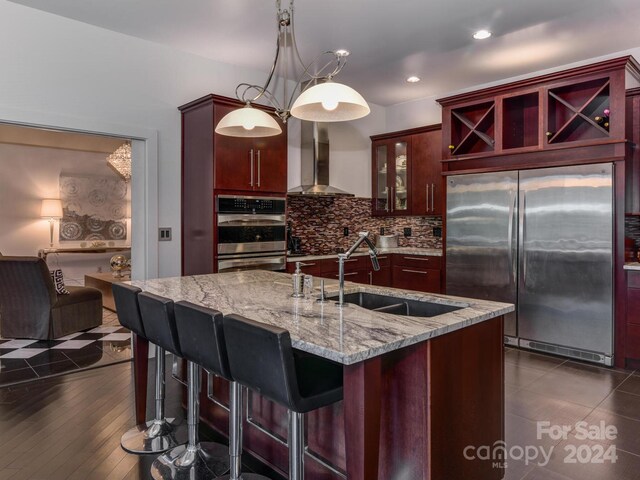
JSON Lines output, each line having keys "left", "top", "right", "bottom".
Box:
{"left": 291, "top": 262, "right": 305, "bottom": 298}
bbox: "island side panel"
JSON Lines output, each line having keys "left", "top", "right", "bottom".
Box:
{"left": 343, "top": 356, "right": 382, "bottom": 480}
{"left": 427, "top": 315, "right": 505, "bottom": 480}
{"left": 132, "top": 333, "right": 149, "bottom": 424}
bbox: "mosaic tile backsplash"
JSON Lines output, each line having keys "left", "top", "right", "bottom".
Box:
{"left": 627, "top": 215, "right": 640, "bottom": 247}
{"left": 287, "top": 196, "right": 443, "bottom": 255}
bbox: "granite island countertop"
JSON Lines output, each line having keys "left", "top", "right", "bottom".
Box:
{"left": 130, "top": 270, "right": 512, "bottom": 365}
{"left": 287, "top": 247, "right": 442, "bottom": 263}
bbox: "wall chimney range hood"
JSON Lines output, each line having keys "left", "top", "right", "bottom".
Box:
{"left": 287, "top": 121, "right": 353, "bottom": 196}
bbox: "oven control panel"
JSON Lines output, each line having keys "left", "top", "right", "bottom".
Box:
{"left": 217, "top": 195, "right": 286, "bottom": 215}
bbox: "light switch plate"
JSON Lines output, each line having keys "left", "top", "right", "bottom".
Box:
{"left": 159, "top": 227, "right": 172, "bottom": 241}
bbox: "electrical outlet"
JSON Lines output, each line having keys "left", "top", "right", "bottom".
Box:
{"left": 433, "top": 226, "right": 442, "bottom": 238}
{"left": 380, "top": 227, "right": 385, "bottom": 235}
{"left": 343, "top": 227, "right": 349, "bottom": 237}
{"left": 403, "top": 227, "right": 411, "bottom": 237}
{"left": 159, "top": 227, "right": 172, "bottom": 241}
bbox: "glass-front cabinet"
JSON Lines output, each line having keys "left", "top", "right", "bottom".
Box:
{"left": 372, "top": 136, "right": 411, "bottom": 216}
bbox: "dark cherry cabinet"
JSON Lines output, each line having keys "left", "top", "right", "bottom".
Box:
{"left": 371, "top": 136, "right": 411, "bottom": 216}
{"left": 212, "top": 102, "right": 287, "bottom": 193}
{"left": 286, "top": 253, "right": 439, "bottom": 292}
{"left": 410, "top": 126, "right": 443, "bottom": 216}
{"left": 626, "top": 271, "right": 640, "bottom": 361}
{"left": 180, "top": 94, "right": 288, "bottom": 276}
{"left": 438, "top": 56, "right": 637, "bottom": 174}
{"left": 371, "top": 125, "right": 442, "bottom": 217}
{"left": 392, "top": 254, "right": 442, "bottom": 294}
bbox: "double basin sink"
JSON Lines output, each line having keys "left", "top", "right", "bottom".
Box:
{"left": 327, "top": 292, "right": 464, "bottom": 318}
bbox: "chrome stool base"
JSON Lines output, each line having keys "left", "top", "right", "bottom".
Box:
{"left": 216, "top": 474, "right": 272, "bottom": 480}
{"left": 150, "top": 442, "right": 230, "bottom": 480}
{"left": 121, "top": 418, "right": 187, "bottom": 454}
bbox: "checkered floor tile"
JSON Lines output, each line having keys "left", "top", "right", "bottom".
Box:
{"left": 0, "top": 309, "right": 131, "bottom": 387}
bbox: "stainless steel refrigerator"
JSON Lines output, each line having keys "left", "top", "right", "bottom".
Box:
{"left": 446, "top": 163, "right": 614, "bottom": 365}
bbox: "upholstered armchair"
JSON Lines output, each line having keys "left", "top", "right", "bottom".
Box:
{"left": 0, "top": 256, "right": 102, "bottom": 339}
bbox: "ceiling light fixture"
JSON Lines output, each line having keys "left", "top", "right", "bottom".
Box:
{"left": 473, "top": 29, "right": 492, "bottom": 40}
{"left": 406, "top": 76, "right": 421, "bottom": 83}
{"left": 107, "top": 141, "right": 132, "bottom": 182}
{"left": 215, "top": 0, "right": 370, "bottom": 138}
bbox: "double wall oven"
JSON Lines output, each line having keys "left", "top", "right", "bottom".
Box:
{"left": 216, "top": 195, "right": 287, "bottom": 273}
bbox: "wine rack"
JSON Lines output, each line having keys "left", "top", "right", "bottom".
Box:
{"left": 449, "top": 101, "right": 495, "bottom": 156}
{"left": 502, "top": 92, "right": 539, "bottom": 150}
{"left": 547, "top": 78, "right": 610, "bottom": 144}
{"left": 438, "top": 56, "right": 636, "bottom": 169}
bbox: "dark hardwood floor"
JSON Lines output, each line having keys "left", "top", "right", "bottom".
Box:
{"left": 0, "top": 349, "right": 638, "bottom": 479}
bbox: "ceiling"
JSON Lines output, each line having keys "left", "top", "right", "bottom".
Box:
{"left": 9, "top": 0, "right": 640, "bottom": 106}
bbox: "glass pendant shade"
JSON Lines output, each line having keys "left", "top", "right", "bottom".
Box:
{"left": 290, "top": 81, "right": 371, "bottom": 122}
{"left": 215, "top": 104, "right": 282, "bottom": 137}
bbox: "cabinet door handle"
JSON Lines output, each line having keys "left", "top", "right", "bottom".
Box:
{"left": 390, "top": 187, "right": 394, "bottom": 212}
{"left": 403, "top": 256, "right": 429, "bottom": 261}
{"left": 402, "top": 269, "right": 427, "bottom": 274}
{"left": 368, "top": 271, "right": 373, "bottom": 284}
{"left": 257, "top": 150, "right": 261, "bottom": 187}
{"left": 426, "top": 184, "right": 429, "bottom": 212}
{"left": 431, "top": 183, "right": 435, "bottom": 212}
{"left": 343, "top": 272, "right": 358, "bottom": 277}
{"left": 249, "top": 149, "right": 254, "bottom": 187}
{"left": 384, "top": 187, "right": 389, "bottom": 212}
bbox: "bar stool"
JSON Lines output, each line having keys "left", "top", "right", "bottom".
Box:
{"left": 222, "top": 314, "right": 344, "bottom": 480}
{"left": 138, "top": 293, "right": 230, "bottom": 480}
{"left": 112, "top": 283, "right": 186, "bottom": 454}
{"left": 173, "top": 301, "right": 270, "bottom": 480}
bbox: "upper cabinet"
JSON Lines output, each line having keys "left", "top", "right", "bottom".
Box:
{"left": 372, "top": 135, "right": 411, "bottom": 216}
{"left": 438, "top": 56, "right": 639, "bottom": 173}
{"left": 179, "top": 94, "right": 288, "bottom": 276}
{"left": 212, "top": 102, "right": 287, "bottom": 193}
{"left": 371, "top": 124, "right": 442, "bottom": 216}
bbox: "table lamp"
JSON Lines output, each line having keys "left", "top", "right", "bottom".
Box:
{"left": 41, "top": 199, "right": 63, "bottom": 247}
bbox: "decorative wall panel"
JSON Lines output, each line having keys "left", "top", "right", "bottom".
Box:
{"left": 59, "top": 174, "right": 128, "bottom": 242}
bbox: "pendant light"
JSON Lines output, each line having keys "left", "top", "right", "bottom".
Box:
{"left": 215, "top": 0, "right": 369, "bottom": 138}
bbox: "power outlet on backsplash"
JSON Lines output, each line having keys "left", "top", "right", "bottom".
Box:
{"left": 343, "top": 227, "right": 349, "bottom": 237}
{"left": 380, "top": 227, "right": 385, "bottom": 235}
{"left": 433, "top": 226, "right": 442, "bottom": 238}
{"left": 404, "top": 227, "right": 411, "bottom": 237}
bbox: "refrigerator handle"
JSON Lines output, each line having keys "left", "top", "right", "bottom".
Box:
{"left": 508, "top": 191, "right": 516, "bottom": 283}
{"left": 522, "top": 192, "right": 527, "bottom": 286}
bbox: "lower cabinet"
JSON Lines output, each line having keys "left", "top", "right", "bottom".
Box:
{"left": 627, "top": 271, "right": 640, "bottom": 360}
{"left": 392, "top": 254, "right": 442, "bottom": 294}
{"left": 286, "top": 253, "right": 440, "bottom": 293}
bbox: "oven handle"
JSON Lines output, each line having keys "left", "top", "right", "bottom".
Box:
{"left": 218, "top": 255, "right": 286, "bottom": 271}
{"left": 217, "top": 214, "right": 286, "bottom": 225}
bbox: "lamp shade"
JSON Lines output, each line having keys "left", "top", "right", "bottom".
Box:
{"left": 290, "top": 80, "right": 370, "bottom": 122}
{"left": 41, "top": 199, "right": 63, "bottom": 219}
{"left": 215, "top": 104, "right": 282, "bottom": 137}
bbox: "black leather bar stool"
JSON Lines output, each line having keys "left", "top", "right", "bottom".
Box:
{"left": 222, "top": 314, "right": 344, "bottom": 480}
{"left": 173, "top": 301, "right": 269, "bottom": 480}
{"left": 112, "top": 283, "right": 186, "bottom": 454}
{"left": 139, "top": 293, "right": 230, "bottom": 480}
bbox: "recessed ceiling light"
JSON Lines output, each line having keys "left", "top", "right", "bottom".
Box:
{"left": 335, "top": 49, "right": 350, "bottom": 57}
{"left": 473, "top": 29, "right": 492, "bottom": 40}
{"left": 406, "top": 76, "right": 421, "bottom": 83}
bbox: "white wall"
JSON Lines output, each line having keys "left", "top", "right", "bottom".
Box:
{"left": 0, "top": 0, "right": 281, "bottom": 278}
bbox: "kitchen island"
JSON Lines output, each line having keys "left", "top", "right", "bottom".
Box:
{"left": 130, "top": 271, "right": 513, "bottom": 480}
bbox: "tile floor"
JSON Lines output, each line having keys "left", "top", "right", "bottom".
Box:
{"left": 503, "top": 347, "right": 640, "bottom": 480}
{"left": 0, "top": 309, "right": 131, "bottom": 387}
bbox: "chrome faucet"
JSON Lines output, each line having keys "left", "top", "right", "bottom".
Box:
{"left": 337, "top": 232, "right": 380, "bottom": 307}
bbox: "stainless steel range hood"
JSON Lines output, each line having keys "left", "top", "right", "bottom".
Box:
{"left": 287, "top": 121, "right": 353, "bottom": 196}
